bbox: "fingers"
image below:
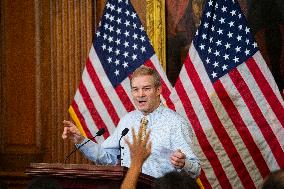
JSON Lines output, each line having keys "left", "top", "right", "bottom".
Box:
{"left": 124, "top": 137, "right": 131, "bottom": 149}
{"left": 62, "top": 120, "right": 83, "bottom": 142}
{"left": 171, "top": 155, "right": 185, "bottom": 162}
{"left": 170, "top": 149, "right": 186, "bottom": 169}
{"left": 131, "top": 127, "right": 137, "bottom": 144}
{"left": 127, "top": 128, "right": 151, "bottom": 146}
{"left": 146, "top": 141, "right": 152, "bottom": 154}
{"left": 137, "top": 123, "right": 143, "bottom": 141}
{"left": 126, "top": 127, "right": 152, "bottom": 149}
{"left": 62, "top": 126, "right": 71, "bottom": 139}
{"left": 143, "top": 130, "right": 152, "bottom": 156}
{"left": 170, "top": 156, "right": 185, "bottom": 168}
{"left": 141, "top": 129, "right": 151, "bottom": 146}
{"left": 174, "top": 149, "right": 186, "bottom": 159}
{"left": 126, "top": 127, "right": 152, "bottom": 165}
{"left": 143, "top": 129, "right": 151, "bottom": 143}
{"left": 63, "top": 120, "right": 75, "bottom": 127}
{"left": 171, "top": 159, "right": 185, "bottom": 168}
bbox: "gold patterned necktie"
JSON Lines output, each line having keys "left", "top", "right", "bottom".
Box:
{"left": 140, "top": 117, "right": 148, "bottom": 140}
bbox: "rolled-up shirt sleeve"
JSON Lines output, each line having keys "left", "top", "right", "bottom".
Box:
{"left": 76, "top": 128, "right": 121, "bottom": 165}
{"left": 171, "top": 117, "right": 201, "bottom": 178}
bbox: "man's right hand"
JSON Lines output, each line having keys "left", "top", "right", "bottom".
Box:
{"left": 62, "top": 120, "right": 84, "bottom": 144}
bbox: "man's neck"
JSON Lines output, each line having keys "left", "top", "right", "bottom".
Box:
{"left": 142, "top": 102, "right": 161, "bottom": 116}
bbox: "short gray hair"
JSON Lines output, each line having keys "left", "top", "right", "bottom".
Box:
{"left": 130, "top": 66, "right": 161, "bottom": 87}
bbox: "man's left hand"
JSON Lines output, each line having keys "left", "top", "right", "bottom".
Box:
{"left": 170, "top": 149, "right": 186, "bottom": 169}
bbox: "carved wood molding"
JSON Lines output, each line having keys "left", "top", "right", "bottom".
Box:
{"left": 146, "top": 0, "right": 166, "bottom": 70}
{"left": 26, "top": 163, "right": 154, "bottom": 186}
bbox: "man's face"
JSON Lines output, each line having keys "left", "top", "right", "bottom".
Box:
{"left": 131, "top": 75, "right": 161, "bottom": 115}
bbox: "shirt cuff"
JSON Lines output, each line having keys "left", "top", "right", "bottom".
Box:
{"left": 181, "top": 159, "right": 201, "bottom": 178}
{"left": 183, "top": 159, "right": 193, "bottom": 171}
{"left": 75, "top": 138, "right": 89, "bottom": 148}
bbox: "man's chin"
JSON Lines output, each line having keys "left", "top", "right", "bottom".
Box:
{"left": 137, "top": 107, "right": 149, "bottom": 114}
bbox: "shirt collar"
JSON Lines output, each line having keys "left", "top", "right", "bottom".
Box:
{"left": 137, "top": 102, "right": 164, "bottom": 123}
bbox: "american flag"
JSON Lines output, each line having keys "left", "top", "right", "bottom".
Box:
{"left": 68, "top": 0, "right": 173, "bottom": 142}
{"left": 170, "top": 0, "right": 284, "bottom": 188}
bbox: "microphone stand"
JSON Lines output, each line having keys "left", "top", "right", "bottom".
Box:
{"left": 117, "top": 128, "right": 129, "bottom": 165}
{"left": 64, "top": 139, "right": 91, "bottom": 164}
{"left": 117, "top": 135, "right": 124, "bottom": 165}
{"left": 64, "top": 128, "right": 105, "bottom": 163}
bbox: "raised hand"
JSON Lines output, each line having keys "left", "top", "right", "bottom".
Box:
{"left": 62, "top": 120, "right": 84, "bottom": 144}
{"left": 120, "top": 127, "right": 152, "bottom": 189}
{"left": 125, "top": 127, "right": 152, "bottom": 167}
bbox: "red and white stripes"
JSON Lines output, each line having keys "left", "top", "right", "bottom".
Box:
{"left": 70, "top": 46, "right": 174, "bottom": 143}
{"left": 171, "top": 45, "right": 284, "bottom": 188}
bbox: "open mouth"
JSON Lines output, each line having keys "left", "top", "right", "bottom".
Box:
{"left": 138, "top": 100, "right": 147, "bottom": 105}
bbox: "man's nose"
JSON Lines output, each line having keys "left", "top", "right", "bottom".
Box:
{"left": 138, "top": 89, "right": 145, "bottom": 97}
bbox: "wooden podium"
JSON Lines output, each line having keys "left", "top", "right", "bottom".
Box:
{"left": 25, "top": 163, "right": 154, "bottom": 189}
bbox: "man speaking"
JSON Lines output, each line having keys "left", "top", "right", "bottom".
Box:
{"left": 62, "top": 66, "right": 200, "bottom": 178}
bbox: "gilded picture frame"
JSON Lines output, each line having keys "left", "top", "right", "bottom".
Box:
{"left": 145, "top": 0, "right": 166, "bottom": 70}
{"left": 146, "top": 0, "right": 205, "bottom": 85}
{"left": 146, "top": 0, "right": 284, "bottom": 90}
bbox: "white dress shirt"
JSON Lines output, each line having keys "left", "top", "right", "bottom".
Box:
{"left": 77, "top": 104, "right": 201, "bottom": 178}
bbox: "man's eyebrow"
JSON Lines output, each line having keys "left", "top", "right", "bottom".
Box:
{"left": 143, "top": 85, "right": 152, "bottom": 87}
{"left": 131, "top": 84, "right": 153, "bottom": 88}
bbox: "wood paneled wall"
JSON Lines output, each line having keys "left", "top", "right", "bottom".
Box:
{"left": 0, "top": 0, "right": 149, "bottom": 188}
{"left": 0, "top": 0, "right": 95, "bottom": 188}
{"left": 47, "top": 0, "right": 93, "bottom": 164}
{"left": 1, "top": 0, "right": 40, "bottom": 171}
{"left": 0, "top": 0, "right": 150, "bottom": 188}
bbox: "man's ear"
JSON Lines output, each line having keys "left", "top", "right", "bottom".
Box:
{"left": 156, "top": 85, "right": 162, "bottom": 95}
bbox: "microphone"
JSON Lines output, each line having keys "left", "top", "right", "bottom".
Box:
{"left": 121, "top": 128, "right": 129, "bottom": 137}
{"left": 64, "top": 128, "right": 105, "bottom": 163}
{"left": 117, "top": 128, "right": 129, "bottom": 163}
